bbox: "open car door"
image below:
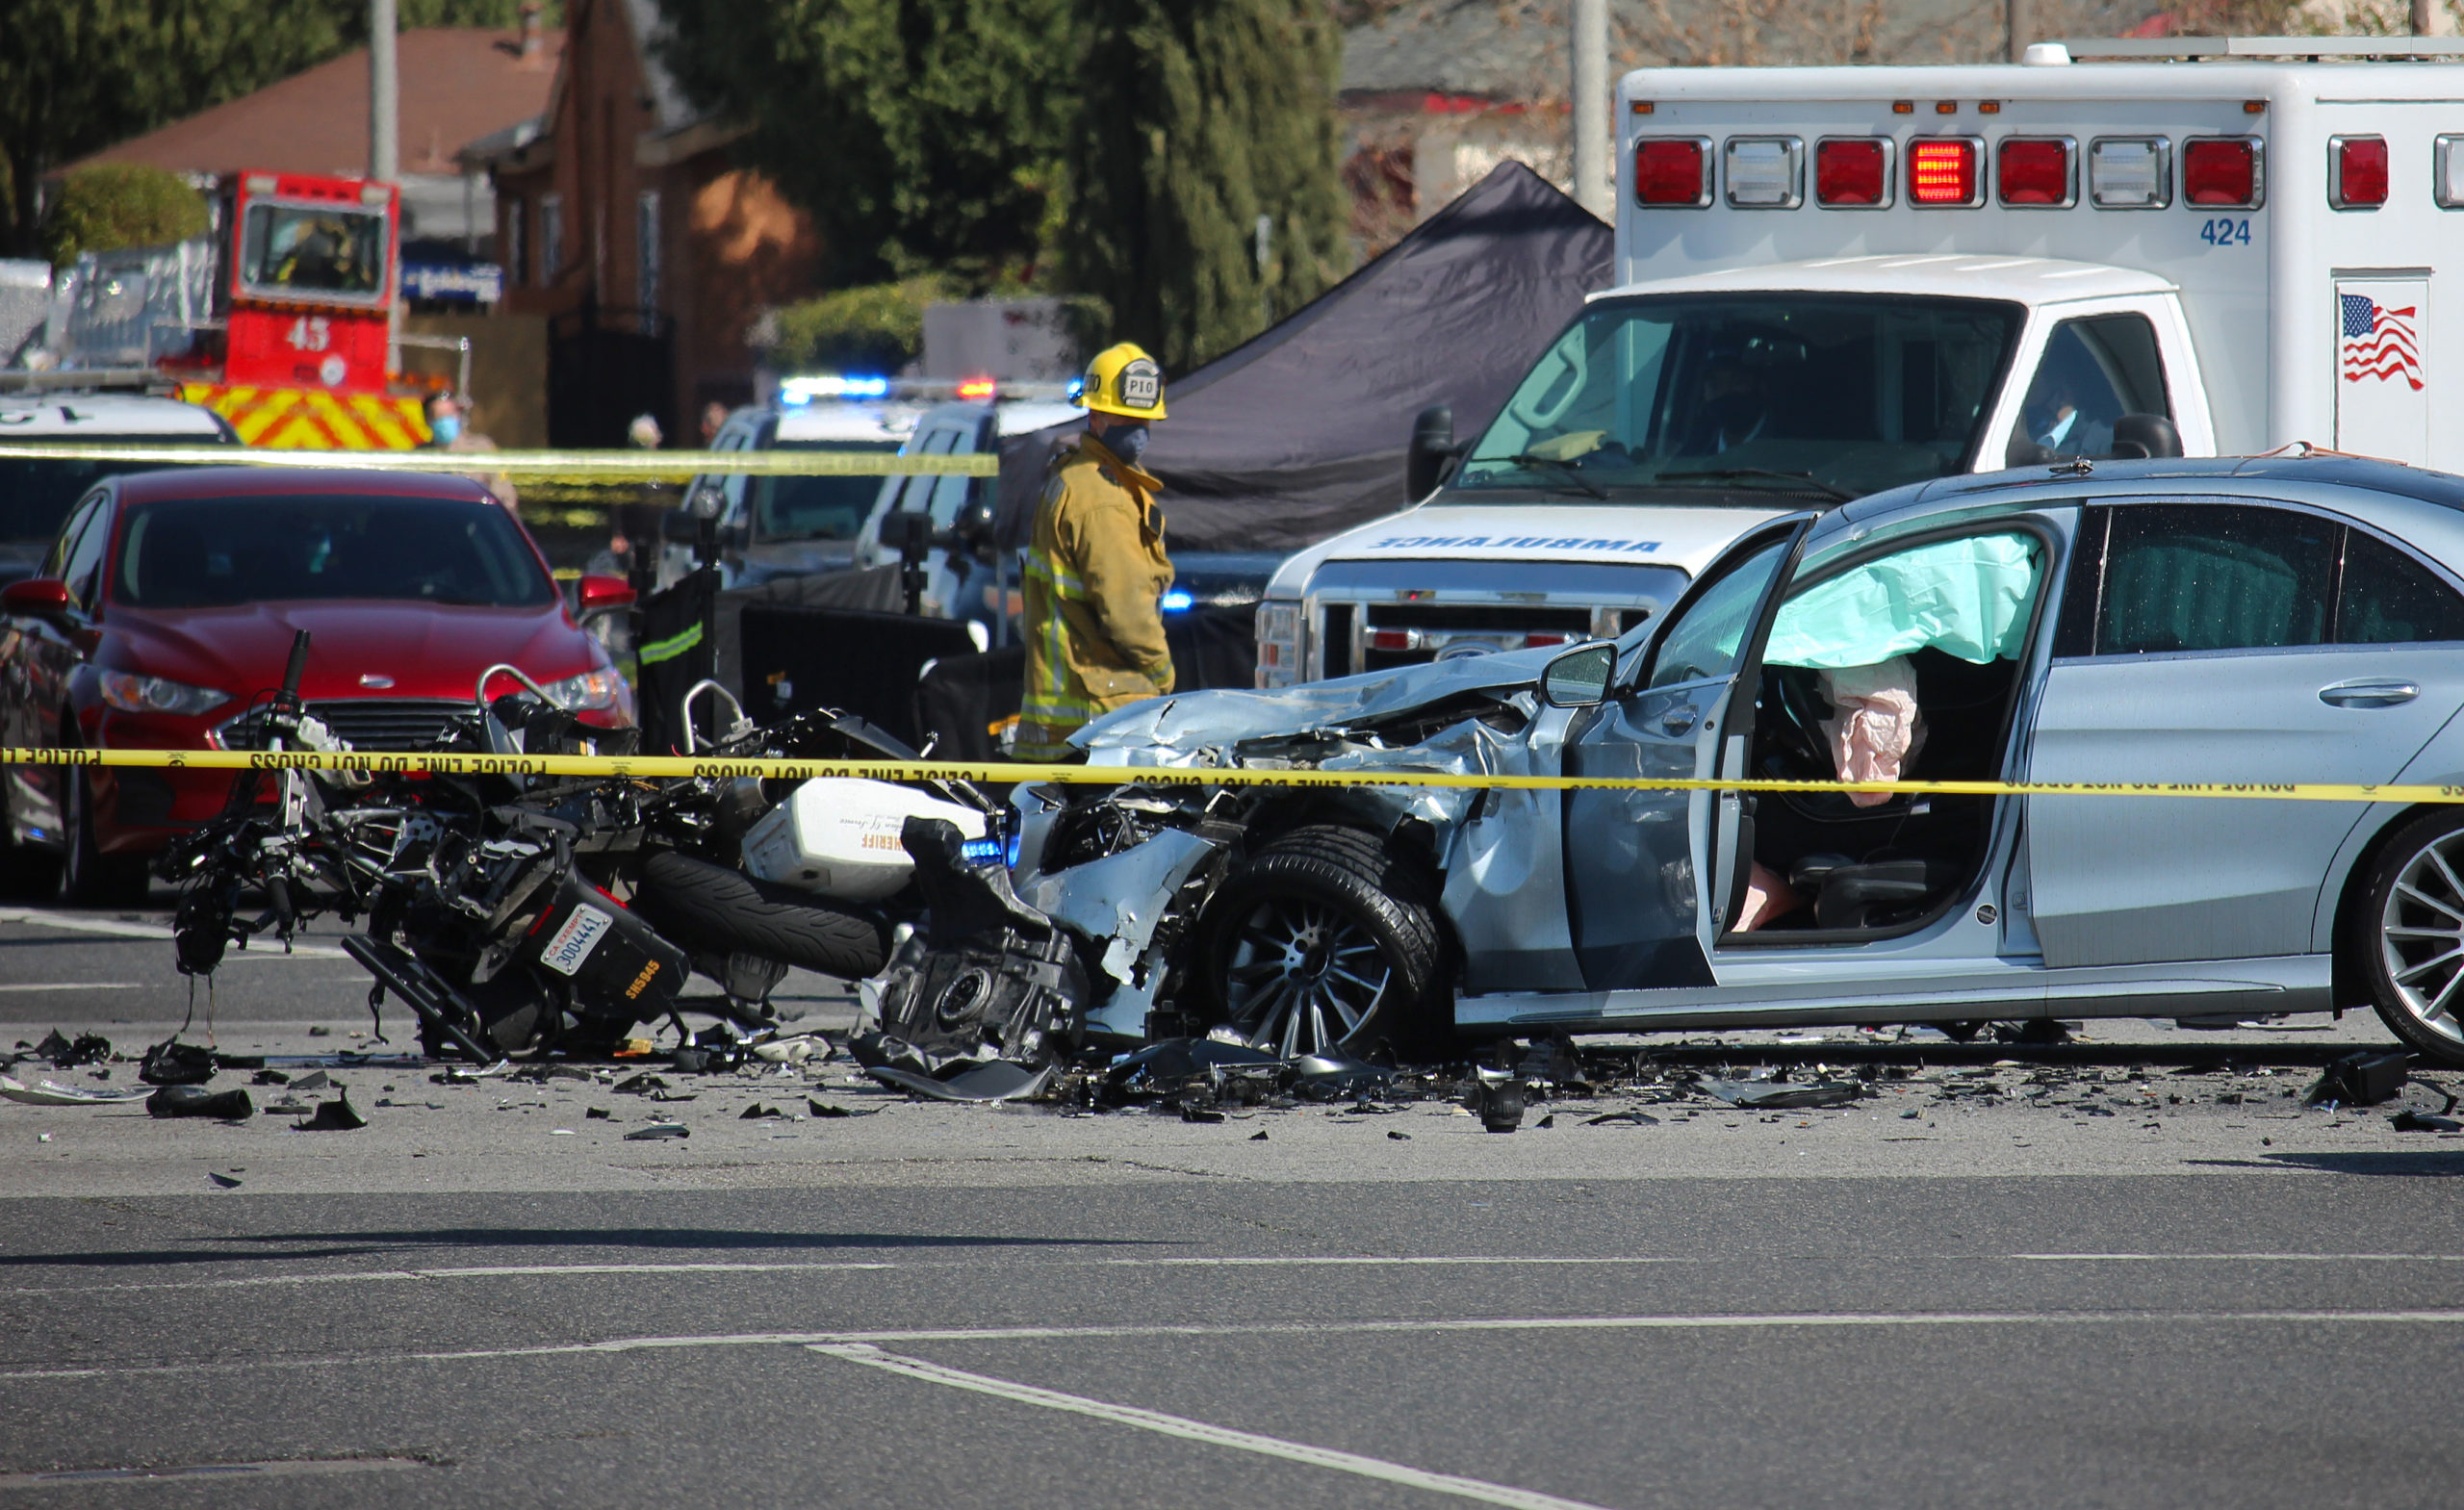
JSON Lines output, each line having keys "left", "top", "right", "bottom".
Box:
{"left": 1561, "top": 519, "right": 1809, "bottom": 989}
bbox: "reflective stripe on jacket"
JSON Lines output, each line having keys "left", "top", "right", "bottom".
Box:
{"left": 1016, "top": 434, "right": 1174, "bottom": 759}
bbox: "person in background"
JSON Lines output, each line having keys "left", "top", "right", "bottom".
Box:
{"left": 423, "top": 390, "right": 516, "bottom": 509}
{"left": 611, "top": 412, "right": 671, "bottom": 592}
{"left": 1014, "top": 343, "right": 1175, "bottom": 760}
{"left": 700, "top": 400, "right": 729, "bottom": 447}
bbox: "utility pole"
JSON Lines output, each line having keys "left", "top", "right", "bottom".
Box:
{"left": 2414, "top": 0, "right": 2451, "bottom": 37}
{"left": 1571, "top": 0, "right": 1610, "bottom": 217}
{"left": 370, "top": 0, "right": 399, "bottom": 182}
{"left": 2006, "top": 0, "right": 2028, "bottom": 63}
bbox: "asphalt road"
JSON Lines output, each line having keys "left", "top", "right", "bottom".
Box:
{"left": 8, "top": 900, "right": 2464, "bottom": 1508}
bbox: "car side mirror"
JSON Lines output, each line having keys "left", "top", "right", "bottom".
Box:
{"left": 2, "top": 577, "right": 72, "bottom": 620}
{"left": 1539, "top": 641, "right": 1616, "bottom": 708}
{"left": 575, "top": 574, "right": 636, "bottom": 620}
{"left": 2108, "top": 413, "right": 2183, "bottom": 460}
{"left": 1406, "top": 404, "right": 1459, "bottom": 502}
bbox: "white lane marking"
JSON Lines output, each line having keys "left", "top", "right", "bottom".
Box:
{"left": 813, "top": 1342, "right": 1614, "bottom": 1510}
{"left": 10, "top": 1309, "right": 2464, "bottom": 1385}
{"left": 0, "top": 908, "right": 347, "bottom": 957}
{"left": 2014, "top": 1253, "right": 2464, "bottom": 1263}
{"left": 0, "top": 1256, "right": 1685, "bottom": 1299}
{"left": 11, "top": 1249, "right": 2452, "bottom": 1301}
{"left": 0, "top": 982, "right": 140, "bottom": 992}
{"left": 0, "top": 1457, "right": 425, "bottom": 1489}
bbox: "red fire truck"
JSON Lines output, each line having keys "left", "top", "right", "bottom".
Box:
{"left": 163, "top": 170, "right": 436, "bottom": 448}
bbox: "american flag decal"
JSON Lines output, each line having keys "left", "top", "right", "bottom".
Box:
{"left": 2342, "top": 293, "right": 2423, "bottom": 391}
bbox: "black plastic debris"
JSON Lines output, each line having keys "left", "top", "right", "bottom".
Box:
{"left": 624, "top": 1122, "right": 689, "bottom": 1139}
{"left": 1180, "top": 1106, "right": 1226, "bottom": 1124}
{"left": 1249, "top": 1129, "right": 1270, "bottom": 1140}
{"left": 139, "top": 1041, "right": 218, "bottom": 1087}
{"left": 1288, "top": 1050, "right": 1395, "bottom": 1096}
{"left": 670, "top": 1047, "right": 710, "bottom": 1074}
{"left": 251, "top": 1069, "right": 292, "bottom": 1086}
{"left": 1702, "top": 1079, "right": 1861, "bottom": 1110}
{"left": 146, "top": 1085, "right": 253, "bottom": 1119}
{"left": 585, "top": 1106, "right": 612, "bottom": 1120}
{"left": 1584, "top": 1110, "right": 1661, "bottom": 1126}
{"left": 262, "top": 1096, "right": 311, "bottom": 1115}
{"left": 739, "top": 1103, "right": 784, "bottom": 1120}
{"left": 35, "top": 1030, "right": 111, "bottom": 1068}
{"left": 1387, "top": 1129, "right": 1411, "bottom": 1140}
{"left": 289, "top": 1070, "right": 331, "bottom": 1092}
{"left": 2390, "top": 1109, "right": 2462, "bottom": 1133}
{"left": 296, "top": 1094, "right": 367, "bottom": 1131}
{"left": 2304, "top": 1051, "right": 2410, "bottom": 1108}
{"left": 868, "top": 1059, "right": 1054, "bottom": 1103}
{"left": 207, "top": 1172, "right": 242, "bottom": 1190}
{"left": 613, "top": 1073, "right": 670, "bottom": 1095}
{"left": 1477, "top": 1079, "right": 1526, "bottom": 1133}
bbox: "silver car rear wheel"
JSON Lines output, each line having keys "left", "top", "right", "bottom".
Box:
{"left": 2365, "top": 815, "right": 2464, "bottom": 1066}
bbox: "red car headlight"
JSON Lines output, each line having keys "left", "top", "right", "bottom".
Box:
{"left": 97, "top": 671, "right": 230, "bottom": 718}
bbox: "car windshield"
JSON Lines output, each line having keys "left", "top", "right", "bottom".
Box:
{"left": 114, "top": 495, "right": 554, "bottom": 609}
{"left": 239, "top": 203, "right": 388, "bottom": 298}
{"left": 0, "top": 453, "right": 208, "bottom": 544}
{"left": 755, "top": 441, "right": 898, "bottom": 541}
{"left": 1455, "top": 294, "right": 2024, "bottom": 501}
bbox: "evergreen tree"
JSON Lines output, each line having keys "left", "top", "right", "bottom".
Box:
{"left": 656, "top": 0, "right": 1076, "bottom": 287}
{"left": 1056, "top": 0, "right": 1348, "bottom": 372}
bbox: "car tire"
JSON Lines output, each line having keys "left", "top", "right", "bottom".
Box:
{"left": 2353, "top": 808, "right": 2464, "bottom": 1069}
{"left": 629, "top": 849, "right": 889, "bottom": 982}
{"left": 62, "top": 767, "right": 149, "bottom": 909}
{"left": 1190, "top": 824, "right": 1446, "bottom": 1058}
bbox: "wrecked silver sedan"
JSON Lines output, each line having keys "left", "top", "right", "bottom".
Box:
{"left": 911, "top": 456, "right": 2464, "bottom": 1071}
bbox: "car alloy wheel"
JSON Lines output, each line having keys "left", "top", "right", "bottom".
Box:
{"left": 1195, "top": 825, "right": 1443, "bottom": 1059}
{"left": 2364, "top": 813, "right": 2464, "bottom": 1067}
{"left": 1221, "top": 897, "right": 1398, "bottom": 1058}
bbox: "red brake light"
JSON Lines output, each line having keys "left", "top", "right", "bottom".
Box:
{"left": 1908, "top": 139, "right": 1980, "bottom": 206}
{"left": 2331, "top": 136, "right": 2387, "bottom": 209}
{"left": 1523, "top": 633, "right": 1570, "bottom": 648}
{"left": 1369, "top": 629, "right": 1413, "bottom": 652}
{"left": 1815, "top": 139, "right": 1889, "bottom": 206}
{"left": 1996, "top": 138, "right": 2072, "bottom": 206}
{"left": 2183, "top": 138, "right": 2261, "bottom": 207}
{"left": 1633, "top": 138, "right": 1710, "bottom": 206}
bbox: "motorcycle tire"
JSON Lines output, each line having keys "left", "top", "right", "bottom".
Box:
{"left": 630, "top": 850, "right": 891, "bottom": 982}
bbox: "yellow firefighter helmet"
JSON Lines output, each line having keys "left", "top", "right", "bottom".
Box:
{"left": 1076, "top": 342, "right": 1168, "bottom": 420}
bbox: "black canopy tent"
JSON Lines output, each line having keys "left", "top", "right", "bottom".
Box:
{"left": 996, "top": 161, "right": 1613, "bottom": 555}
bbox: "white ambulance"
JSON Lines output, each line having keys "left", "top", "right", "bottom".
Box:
{"left": 1254, "top": 37, "right": 2464, "bottom": 686}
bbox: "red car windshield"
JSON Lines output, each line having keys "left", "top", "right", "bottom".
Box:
{"left": 112, "top": 495, "right": 556, "bottom": 609}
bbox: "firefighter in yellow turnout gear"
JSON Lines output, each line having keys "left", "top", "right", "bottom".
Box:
{"left": 1016, "top": 344, "right": 1177, "bottom": 760}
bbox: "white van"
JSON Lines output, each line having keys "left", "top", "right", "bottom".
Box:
{"left": 1255, "top": 37, "right": 2464, "bottom": 685}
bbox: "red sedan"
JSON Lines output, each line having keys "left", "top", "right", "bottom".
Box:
{"left": 0, "top": 468, "right": 635, "bottom": 904}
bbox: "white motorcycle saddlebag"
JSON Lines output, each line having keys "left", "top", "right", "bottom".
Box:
{"left": 740, "top": 779, "right": 988, "bottom": 902}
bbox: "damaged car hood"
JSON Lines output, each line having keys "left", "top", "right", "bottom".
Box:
{"left": 1075, "top": 644, "right": 1563, "bottom": 760}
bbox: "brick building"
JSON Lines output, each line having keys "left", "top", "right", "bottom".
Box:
{"left": 472, "top": 0, "right": 821, "bottom": 444}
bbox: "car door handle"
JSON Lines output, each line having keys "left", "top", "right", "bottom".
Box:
{"left": 2320, "top": 678, "right": 2419, "bottom": 708}
{"left": 1660, "top": 708, "right": 1700, "bottom": 734}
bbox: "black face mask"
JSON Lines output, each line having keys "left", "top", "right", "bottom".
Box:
{"left": 1101, "top": 422, "right": 1149, "bottom": 465}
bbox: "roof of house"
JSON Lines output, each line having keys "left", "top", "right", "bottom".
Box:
{"left": 72, "top": 27, "right": 565, "bottom": 180}
{"left": 1341, "top": 0, "right": 2163, "bottom": 103}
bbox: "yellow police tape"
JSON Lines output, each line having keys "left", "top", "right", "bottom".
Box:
{"left": 7, "top": 745, "right": 2461, "bottom": 805}
{"left": 0, "top": 444, "right": 997, "bottom": 479}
